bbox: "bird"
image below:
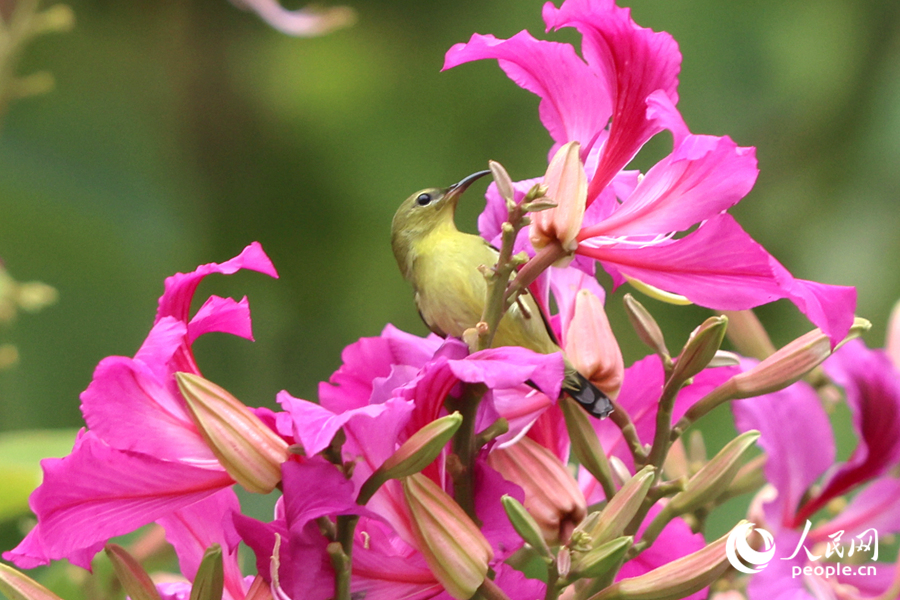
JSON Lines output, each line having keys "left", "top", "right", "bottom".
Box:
{"left": 391, "top": 170, "right": 613, "bottom": 419}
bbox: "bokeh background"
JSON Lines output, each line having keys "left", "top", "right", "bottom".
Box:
{"left": 1, "top": 0, "right": 899, "bottom": 577}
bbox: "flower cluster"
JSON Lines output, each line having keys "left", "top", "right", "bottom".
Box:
{"left": 0, "top": 2, "right": 879, "bottom": 600}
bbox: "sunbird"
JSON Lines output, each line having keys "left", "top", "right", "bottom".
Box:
{"left": 391, "top": 170, "right": 613, "bottom": 418}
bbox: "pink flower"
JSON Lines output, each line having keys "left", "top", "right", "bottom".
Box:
{"left": 231, "top": 324, "right": 567, "bottom": 598}
{"left": 733, "top": 339, "right": 900, "bottom": 599}
{"left": 4, "top": 244, "right": 277, "bottom": 592}
{"left": 444, "top": 0, "right": 855, "bottom": 346}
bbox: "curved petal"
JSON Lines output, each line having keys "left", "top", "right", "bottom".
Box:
{"left": 579, "top": 214, "right": 856, "bottom": 346}
{"left": 4, "top": 431, "right": 232, "bottom": 569}
{"left": 155, "top": 242, "right": 278, "bottom": 326}
{"left": 81, "top": 320, "right": 217, "bottom": 465}
{"left": 578, "top": 135, "right": 757, "bottom": 238}
{"left": 796, "top": 341, "right": 900, "bottom": 523}
{"left": 813, "top": 476, "right": 900, "bottom": 539}
{"left": 188, "top": 296, "right": 255, "bottom": 343}
{"left": 543, "top": 0, "right": 681, "bottom": 200}
{"left": 444, "top": 32, "right": 611, "bottom": 155}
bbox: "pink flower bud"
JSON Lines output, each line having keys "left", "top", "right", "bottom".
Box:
{"left": 488, "top": 437, "right": 586, "bottom": 545}
{"left": 530, "top": 141, "right": 587, "bottom": 253}
{"left": 402, "top": 474, "right": 493, "bottom": 599}
{"left": 176, "top": 372, "right": 289, "bottom": 493}
{"left": 564, "top": 289, "right": 625, "bottom": 399}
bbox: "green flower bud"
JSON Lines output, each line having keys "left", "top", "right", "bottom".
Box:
{"left": 358, "top": 412, "right": 463, "bottom": 504}
{"left": 670, "top": 316, "right": 728, "bottom": 386}
{"left": 623, "top": 294, "right": 670, "bottom": 359}
{"left": 568, "top": 536, "right": 632, "bottom": 582}
{"left": 0, "top": 563, "right": 66, "bottom": 600}
{"left": 190, "top": 545, "right": 224, "bottom": 600}
{"left": 588, "top": 523, "right": 744, "bottom": 600}
{"left": 586, "top": 466, "right": 655, "bottom": 546}
{"left": 501, "top": 494, "right": 553, "bottom": 561}
{"left": 641, "top": 432, "right": 760, "bottom": 546}
{"left": 105, "top": 543, "right": 163, "bottom": 600}
{"left": 560, "top": 395, "right": 616, "bottom": 500}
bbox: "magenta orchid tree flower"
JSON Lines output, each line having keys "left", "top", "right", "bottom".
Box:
{"left": 3, "top": 243, "right": 277, "bottom": 600}
{"left": 444, "top": 0, "right": 855, "bottom": 347}
{"left": 236, "top": 327, "right": 563, "bottom": 599}
{"left": 733, "top": 339, "right": 900, "bottom": 600}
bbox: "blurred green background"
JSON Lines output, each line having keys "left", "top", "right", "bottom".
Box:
{"left": 0, "top": 0, "right": 899, "bottom": 572}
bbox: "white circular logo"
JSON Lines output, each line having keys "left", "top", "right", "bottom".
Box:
{"left": 726, "top": 522, "right": 776, "bottom": 574}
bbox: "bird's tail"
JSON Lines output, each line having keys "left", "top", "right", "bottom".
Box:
{"left": 563, "top": 370, "right": 614, "bottom": 419}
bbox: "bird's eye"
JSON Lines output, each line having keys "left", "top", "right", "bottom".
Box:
{"left": 416, "top": 193, "right": 433, "bottom": 206}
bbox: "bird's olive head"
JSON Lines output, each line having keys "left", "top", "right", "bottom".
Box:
{"left": 391, "top": 170, "right": 491, "bottom": 279}
{"left": 391, "top": 170, "right": 491, "bottom": 241}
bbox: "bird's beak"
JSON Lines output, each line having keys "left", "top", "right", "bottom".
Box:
{"left": 443, "top": 169, "right": 491, "bottom": 203}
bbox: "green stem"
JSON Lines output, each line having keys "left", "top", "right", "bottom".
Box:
{"left": 503, "top": 241, "right": 566, "bottom": 308}
{"left": 448, "top": 384, "right": 487, "bottom": 521}
{"left": 332, "top": 515, "right": 360, "bottom": 600}
{"left": 607, "top": 400, "right": 646, "bottom": 464}
{"left": 644, "top": 378, "right": 683, "bottom": 472}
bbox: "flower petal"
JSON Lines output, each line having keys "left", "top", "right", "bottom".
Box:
{"left": 157, "top": 490, "right": 246, "bottom": 600}
{"left": 155, "top": 242, "right": 277, "bottom": 326}
{"left": 444, "top": 32, "right": 611, "bottom": 158}
{"left": 578, "top": 135, "right": 757, "bottom": 239}
{"left": 543, "top": 0, "right": 681, "bottom": 200}
{"left": 795, "top": 340, "right": 900, "bottom": 523}
{"left": 732, "top": 375, "right": 835, "bottom": 528}
{"left": 579, "top": 214, "right": 856, "bottom": 346}
{"left": 3, "top": 431, "right": 233, "bottom": 569}
{"left": 80, "top": 320, "right": 217, "bottom": 465}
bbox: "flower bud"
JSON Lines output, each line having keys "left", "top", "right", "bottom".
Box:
{"left": 887, "top": 299, "right": 900, "bottom": 371}
{"left": 670, "top": 316, "right": 728, "bottom": 386}
{"left": 176, "top": 372, "right": 289, "bottom": 493}
{"left": 489, "top": 160, "right": 515, "bottom": 205}
{"left": 588, "top": 523, "right": 745, "bottom": 600}
{"left": 623, "top": 294, "right": 670, "bottom": 359}
{"left": 190, "top": 545, "right": 224, "bottom": 600}
{"left": 730, "top": 317, "right": 870, "bottom": 398}
{"left": 501, "top": 495, "right": 553, "bottom": 561}
{"left": 560, "top": 396, "right": 615, "bottom": 499}
{"left": 568, "top": 536, "right": 632, "bottom": 582}
{"left": 488, "top": 437, "right": 587, "bottom": 545}
{"left": 531, "top": 141, "right": 586, "bottom": 254}
{"left": 565, "top": 290, "right": 624, "bottom": 399}
{"left": 677, "top": 318, "right": 871, "bottom": 430}
{"left": 105, "top": 543, "right": 162, "bottom": 600}
{"left": 403, "top": 474, "right": 493, "bottom": 599}
{"left": 585, "top": 466, "right": 655, "bottom": 547}
{"left": 642, "top": 432, "right": 760, "bottom": 546}
{"left": 720, "top": 310, "right": 776, "bottom": 361}
{"left": 0, "top": 563, "right": 66, "bottom": 600}
{"left": 358, "top": 412, "right": 463, "bottom": 504}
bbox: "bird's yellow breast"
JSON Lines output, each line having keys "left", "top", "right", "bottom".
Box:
{"left": 407, "top": 228, "right": 559, "bottom": 354}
